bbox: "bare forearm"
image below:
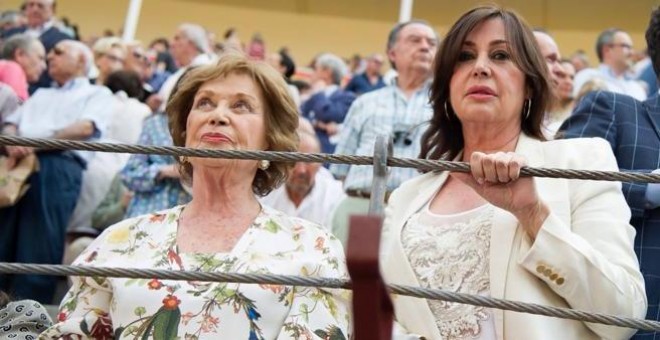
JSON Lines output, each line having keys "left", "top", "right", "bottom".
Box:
{"left": 53, "top": 120, "right": 95, "bottom": 140}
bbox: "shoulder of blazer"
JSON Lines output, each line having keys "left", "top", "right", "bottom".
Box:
{"left": 1, "top": 26, "right": 26, "bottom": 38}
{"left": 389, "top": 171, "right": 440, "bottom": 203}
{"left": 536, "top": 137, "right": 617, "bottom": 170}
{"left": 594, "top": 91, "right": 644, "bottom": 119}
{"left": 644, "top": 94, "right": 660, "bottom": 110}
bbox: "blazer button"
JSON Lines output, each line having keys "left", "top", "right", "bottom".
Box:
{"left": 549, "top": 273, "right": 558, "bottom": 281}
{"left": 536, "top": 265, "right": 545, "bottom": 273}
{"left": 543, "top": 269, "right": 552, "bottom": 277}
{"left": 556, "top": 277, "right": 565, "bottom": 285}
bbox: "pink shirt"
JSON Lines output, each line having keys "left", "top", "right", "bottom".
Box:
{"left": 0, "top": 60, "right": 28, "bottom": 101}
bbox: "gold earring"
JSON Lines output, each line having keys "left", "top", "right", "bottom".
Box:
{"left": 258, "top": 160, "right": 270, "bottom": 170}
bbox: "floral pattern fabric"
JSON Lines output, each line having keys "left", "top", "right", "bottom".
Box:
{"left": 401, "top": 205, "right": 496, "bottom": 340}
{"left": 41, "top": 205, "right": 351, "bottom": 339}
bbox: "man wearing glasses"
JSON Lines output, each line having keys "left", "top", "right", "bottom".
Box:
{"left": 573, "top": 28, "right": 647, "bottom": 100}
{"left": 330, "top": 20, "right": 438, "bottom": 247}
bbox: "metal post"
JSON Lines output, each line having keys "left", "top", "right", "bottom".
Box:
{"left": 122, "top": 0, "right": 143, "bottom": 43}
{"left": 368, "top": 134, "right": 391, "bottom": 216}
{"left": 399, "top": 0, "right": 414, "bottom": 23}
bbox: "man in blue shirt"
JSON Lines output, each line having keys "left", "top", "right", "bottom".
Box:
{"left": 0, "top": 40, "right": 115, "bottom": 303}
{"left": 330, "top": 20, "right": 438, "bottom": 246}
{"left": 301, "top": 53, "right": 357, "bottom": 154}
{"left": 344, "top": 53, "right": 386, "bottom": 96}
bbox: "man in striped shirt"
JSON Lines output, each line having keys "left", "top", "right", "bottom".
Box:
{"left": 330, "top": 20, "right": 438, "bottom": 246}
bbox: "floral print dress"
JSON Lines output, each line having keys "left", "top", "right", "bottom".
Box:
{"left": 40, "top": 205, "right": 351, "bottom": 339}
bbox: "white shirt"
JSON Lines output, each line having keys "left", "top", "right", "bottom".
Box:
{"left": 66, "top": 92, "right": 151, "bottom": 232}
{"left": 106, "top": 91, "right": 151, "bottom": 144}
{"left": 573, "top": 65, "right": 647, "bottom": 101}
{"left": 260, "top": 167, "right": 346, "bottom": 229}
{"left": 157, "top": 53, "right": 214, "bottom": 111}
{"left": 24, "top": 19, "right": 54, "bottom": 38}
{"left": 5, "top": 77, "right": 115, "bottom": 160}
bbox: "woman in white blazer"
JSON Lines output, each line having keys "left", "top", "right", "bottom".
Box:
{"left": 382, "top": 5, "right": 646, "bottom": 340}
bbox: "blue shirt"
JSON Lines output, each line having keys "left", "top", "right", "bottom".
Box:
{"left": 344, "top": 73, "right": 386, "bottom": 95}
{"left": 573, "top": 65, "right": 647, "bottom": 101}
{"left": 147, "top": 71, "right": 171, "bottom": 93}
{"left": 120, "top": 113, "right": 191, "bottom": 218}
{"left": 300, "top": 85, "right": 356, "bottom": 154}
{"left": 330, "top": 80, "right": 433, "bottom": 191}
{"left": 5, "top": 77, "right": 115, "bottom": 161}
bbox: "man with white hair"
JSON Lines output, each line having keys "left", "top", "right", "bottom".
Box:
{"left": 0, "top": 39, "right": 115, "bottom": 303}
{"left": 146, "top": 23, "right": 214, "bottom": 112}
{"left": 301, "top": 52, "right": 356, "bottom": 154}
{"left": 2, "top": 0, "right": 72, "bottom": 91}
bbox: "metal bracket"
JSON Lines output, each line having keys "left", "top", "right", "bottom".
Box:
{"left": 369, "top": 134, "right": 392, "bottom": 216}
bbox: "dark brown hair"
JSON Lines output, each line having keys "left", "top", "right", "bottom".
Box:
{"left": 167, "top": 53, "right": 299, "bottom": 196}
{"left": 421, "top": 5, "right": 551, "bottom": 162}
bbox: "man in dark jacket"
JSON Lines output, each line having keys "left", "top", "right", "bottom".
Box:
{"left": 558, "top": 7, "right": 660, "bottom": 339}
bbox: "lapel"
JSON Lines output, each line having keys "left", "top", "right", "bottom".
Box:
{"left": 387, "top": 135, "right": 547, "bottom": 340}
{"left": 488, "top": 134, "right": 546, "bottom": 296}
{"left": 488, "top": 134, "right": 545, "bottom": 340}
{"left": 402, "top": 171, "right": 449, "bottom": 224}
{"left": 387, "top": 171, "right": 448, "bottom": 340}
{"left": 642, "top": 95, "right": 660, "bottom": 141}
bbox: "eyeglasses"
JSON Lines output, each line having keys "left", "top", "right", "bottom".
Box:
{"left": 51, "top": 47, "right": 64, "bottom": 56}
{"left": 103, "top": 53, "right": 125, "bottom": 64}
{"left": 132, "top": 51, "right": 146, "bottom": 60}
{"left": 609, "top": 43, "right": 633, "bottom": 50}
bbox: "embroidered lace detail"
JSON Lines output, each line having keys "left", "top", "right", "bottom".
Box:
{"left": 402, "top": 206, "right": 494, "bottom": 339}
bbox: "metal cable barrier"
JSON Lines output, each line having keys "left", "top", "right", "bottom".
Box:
{"left": 2, "top": 135, "right": 660, "bottom": 183}
{"left": 1, "top": 134, "right": 659, "bottom": 333}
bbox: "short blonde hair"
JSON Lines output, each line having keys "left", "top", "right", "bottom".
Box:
{"left": 167, "top": 53, "right": 299, "bottom": 196}
{"left": 92, "top": 37, "right": 127, "bottom": 57}
{"left": 575, "top": 78, "right": 609, "bottom": 102}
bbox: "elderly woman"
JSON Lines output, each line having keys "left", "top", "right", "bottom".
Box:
{"left": 92, "top": 37, "right": 127, "bottom": 85}
{"left": 382, "top": 6, "right": 646, "bottom": 340}
{"left": 42, "top": 54, "right": 350, "bottom": 339}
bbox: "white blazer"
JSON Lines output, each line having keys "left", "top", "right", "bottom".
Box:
{"left": 382, "top": 135, "right": 647, "bottom": 340}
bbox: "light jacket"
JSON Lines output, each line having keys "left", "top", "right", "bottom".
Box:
{"left": 382, "top": 134, "right": 647, "bottom": 340}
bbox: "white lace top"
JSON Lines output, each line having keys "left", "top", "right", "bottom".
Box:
{"left": 402, "top": 204, "right": 497, "bottom": 340}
